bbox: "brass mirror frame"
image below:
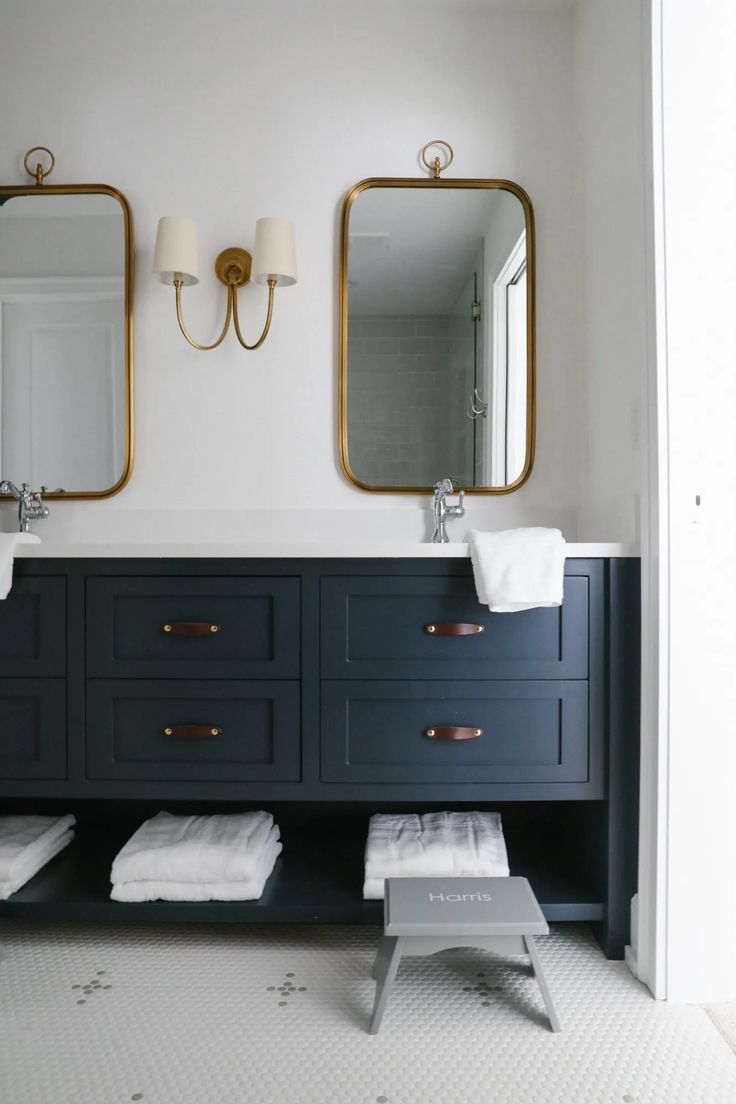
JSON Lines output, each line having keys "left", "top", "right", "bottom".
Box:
{"left": 0, "top": 182, "right": 134, "bottom": 499}
{"left": 339, "top": 177, "right": 535, "bottom": 494}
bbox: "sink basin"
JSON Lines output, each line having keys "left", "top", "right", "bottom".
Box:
{"left": 15, "top": 532, "right": 41, "bottom": 545}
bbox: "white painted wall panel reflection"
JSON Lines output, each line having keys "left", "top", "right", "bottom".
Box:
{"left": 2, "top": 296, "right": 123, "bottom": 490}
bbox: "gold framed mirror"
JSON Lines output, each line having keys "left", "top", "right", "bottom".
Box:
{"left": 0, "top": 148, "right": 134, "bottom": 500}
{"left": 339, "top": 145, "right": 534, "bottom": 494}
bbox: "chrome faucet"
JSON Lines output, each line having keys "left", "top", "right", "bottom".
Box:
{"left": 0, "top": 482, "right": 50, "bottom": 532}
{"left": 431, "top": 478, "right": 465, "bottom": 543}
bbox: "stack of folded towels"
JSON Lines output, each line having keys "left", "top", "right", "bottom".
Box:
{"left": 110, "top": 810, "right": 282, "bottom": 902}
{"left": 363, "top": 810, "right": 509, "bottom": 899}
{"left": 0, "top": 813, "right": 75, "bottom": 899}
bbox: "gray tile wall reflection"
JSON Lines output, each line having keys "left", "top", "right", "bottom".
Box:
{"left": 347, "top": 316, "right": 470, "bottom": 487}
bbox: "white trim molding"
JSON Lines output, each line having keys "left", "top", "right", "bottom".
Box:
{"left": 632, "top": 0, "right": 669, "bottom": 1000}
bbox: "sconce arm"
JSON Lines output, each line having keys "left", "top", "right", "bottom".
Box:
{"left": 174, "top": 280, "right": 233, "bottom": 351}
{"left": 232, "top": 279, "right": 277, "bottom": 351}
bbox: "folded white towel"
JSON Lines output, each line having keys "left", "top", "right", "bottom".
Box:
{"left": 0, "top": 830, "right": 75, "bottom": 900}
{"left": 0, "top": 813, "right": 76, "bottom": 882}
{"left": 469, "top": 527, "right": 566, "bottom": 613}
{"left": 363, "top": 811, "right": 509, "bottom": 900}
{"left": 110, "top": 811, "right": 276, "bottom": 886}
{"left": 0, "top": 533, "right": 19, "bottom": 600}
{"left": 0, "top": 814, "right": 76, "bottom": 900}
{"left": 111, "top": 835, "right": 282, "bottom": 902}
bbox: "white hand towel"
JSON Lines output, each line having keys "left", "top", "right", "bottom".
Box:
{"left": 469, "top": 527, "right": 566, "bottom": 612}
{"left": 110, "top": 811, "right": 276, "bottom": 886}
{"left": 0, "top": 827, "right": 75, "bottom": 900}
{"left": 363, "top": 811, "right": 509, "bottom": 899}
{"left": 0, "top": 813, "right": 76, "bottom": 882}
{"left": 0, "top": 533, "right": 19, "bottom": 599}
{"left": 111, "top": 835, "right": 282, "bottom": 902}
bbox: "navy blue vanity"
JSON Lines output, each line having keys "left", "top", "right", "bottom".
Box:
{"left": 0, "top": 555, "right": 639, "bottom": 958}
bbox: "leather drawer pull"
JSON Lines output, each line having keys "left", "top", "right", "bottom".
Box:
{"left": 164, "top": 725, "right": 222, "bottom": 739}
{"left": 424, "top": 623, "right": 484, "bottom": 636}
{"left": 162, "top": 622, "right": 221, "bottom": 636}
{"left": 425, "top": 726, "right": 483, "bottom": 740}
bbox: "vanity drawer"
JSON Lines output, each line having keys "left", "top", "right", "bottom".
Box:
{"left": 86, "top": 679, "right": 300, "bottom": 782}
{"left": 321, "top": 574, "right": 589, "bottom": 679}
{"left": 0, "top": 577, "right": 66, "bottom": 677}
{"left": 86, "top": 577, "right": 300, "bottom": 678}
{"left": 0, "top": 679, "right": 67, "bottom": 780}
{"left": 321, "top": 679, "right": 589, "bottom": 785}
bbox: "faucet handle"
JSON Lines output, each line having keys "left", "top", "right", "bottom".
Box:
{"left": 457, "top": 490, "right": 465, "bottom": 512}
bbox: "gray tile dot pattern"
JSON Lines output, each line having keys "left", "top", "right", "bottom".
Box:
{"left": 266, "top": 971, "right": 308, "bottom": 1009}
{"left": 70, "top": 970, "right": 113, "bottom": 1006}
{"left": 458, "top": 967, "right": 505, "bottom": 1009}
{"left": 1, "top": 924, "right": 735, "bottom": 1104}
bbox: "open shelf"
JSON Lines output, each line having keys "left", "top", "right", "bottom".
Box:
{"left": 0, "top": 819, "right": 603, "bottom": 924}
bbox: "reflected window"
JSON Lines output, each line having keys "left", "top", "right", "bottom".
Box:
{"left": 489, "top": 231, "right": 527, "bottom": 486}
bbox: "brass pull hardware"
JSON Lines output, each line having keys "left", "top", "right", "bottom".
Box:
{"left": 425, "top": 726, "right": 483, "bottom": 741}
{"left": 424, "top": 623, "right": 484, "bottom": 636}
{"left": 162, "top": 622, "right": 221, "bottom": 636}
{"left": 164, "top": 725, "right": 222, "bottom": 739}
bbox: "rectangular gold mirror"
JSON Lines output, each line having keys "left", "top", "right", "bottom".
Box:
{"left": 339, "top": 178, "right": 534, "bottom": 493}
{"left": 0, "top": 181, "right": 133, "bottom": 498}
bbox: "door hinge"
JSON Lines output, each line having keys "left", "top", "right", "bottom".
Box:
{"left": 471, "top": 300, "right": 481, "bottom": 322}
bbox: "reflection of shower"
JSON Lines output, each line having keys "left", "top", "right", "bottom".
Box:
{"left": 467, "top": 387, "right": 488, "bottom": 420}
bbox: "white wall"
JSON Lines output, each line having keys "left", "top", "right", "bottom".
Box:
{"left": 573, "top": 0, "right": 649, "bottom": 545}
{"left": 0, "top": 0, "right": 588, "bottom": 543}
{"left": 653, "top": 0, "right": 736, "bottom": 1004}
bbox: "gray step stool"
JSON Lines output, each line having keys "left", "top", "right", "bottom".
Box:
{"left": 369, "top": 876, "right": 561, "bottom": 1035}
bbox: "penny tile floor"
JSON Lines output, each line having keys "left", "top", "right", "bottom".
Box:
{"left": 1, "top": 923, "right": 734, "bottom": 1104}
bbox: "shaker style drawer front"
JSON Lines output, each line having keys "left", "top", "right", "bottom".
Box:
{"left": 321, "top": 575, "right": 589, "bottom": 679}
{"left": 321, "top": 680, "right": 589, "bottom": 784}
{"left": 0, "top": 577, "right": 66, "bottom": 677}
{"left": 86, "top": 577, "right": 300, "bottom": 678}
{"left": 86, "top": 680, "right": 300, "bottom": 782}
{"left": 0, "top": 679, "right": 67, "bottom": 779}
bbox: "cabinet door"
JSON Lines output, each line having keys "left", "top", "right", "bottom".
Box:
{"left": 0, "top": 679, "right": 67, "bottom": 779}
{"left": 86, "top": 577, "right": 300, "bottom": 678}
{"left": 321, "top": 574, "right": 589, "bottom": 679}
{"left": 0, "top": 577, "right": 66, "bottom": 677}
{"left": 86, "top": 680, "right": 300, "bottom": 782}
{"left": 321, "top": 679, "right": 589, "bottom": 785}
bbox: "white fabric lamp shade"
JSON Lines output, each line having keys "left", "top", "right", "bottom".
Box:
{"left": 153, "top": 216, "right": 200, "bottom": 286}
{"left": 252, "top": 218, "right": 297, "bottom": 286}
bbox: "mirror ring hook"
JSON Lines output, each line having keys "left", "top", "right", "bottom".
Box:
{"left": 420, "top": 140, "right": 454, "bottom": 179}
{"left": 23, "top": 147, "right": 56, "bottom": 185}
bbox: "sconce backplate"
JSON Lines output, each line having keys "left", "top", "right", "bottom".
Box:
{"left": 215, "top": 247, "right": 252, "bottom": 287}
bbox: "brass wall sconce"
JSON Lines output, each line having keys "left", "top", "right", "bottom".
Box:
{"left": 152, "top": 215, "right": 297, "bottom": 350}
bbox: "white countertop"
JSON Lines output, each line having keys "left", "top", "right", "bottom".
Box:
{"left": 13, "top": 540, "right": 639, "bottom": 559}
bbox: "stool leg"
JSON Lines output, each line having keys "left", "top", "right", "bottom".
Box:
{"left": 369, "top": 936, "right": 404, "bottom": 1035}
{"left": 524, "top": 935, "right": 562, "bottom": 1033}
{"left": 372, "top": 936, "right": 392, "bottom": 980}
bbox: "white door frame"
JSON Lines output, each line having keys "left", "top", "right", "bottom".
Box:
{"left": 637, "top": 0, "right": 736, "bottom": 1005}
{"left": 629, "top": 0, "right": 669, "bottom": 1000}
